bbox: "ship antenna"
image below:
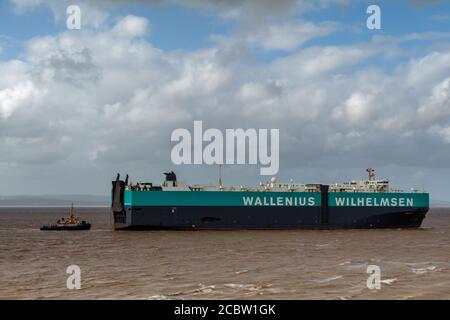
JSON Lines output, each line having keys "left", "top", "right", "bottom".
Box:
{"left": 217, "top": 164, "right": 223, "bottom": 189}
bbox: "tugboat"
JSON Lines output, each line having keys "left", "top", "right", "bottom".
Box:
{"left": 40, "top": 204, "right": 91, "bottom": 231}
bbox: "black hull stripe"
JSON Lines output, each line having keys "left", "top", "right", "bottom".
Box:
{"left": 113, "top": 206, "right": 428, "bottom": 230}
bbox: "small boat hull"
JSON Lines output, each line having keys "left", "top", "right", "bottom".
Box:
{"left": 40, "top": 223, "right": 91, "bottom": 231}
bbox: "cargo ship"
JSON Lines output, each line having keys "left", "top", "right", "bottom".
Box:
{"left": 111, "top": 168, "right": 429, "bottom": 230}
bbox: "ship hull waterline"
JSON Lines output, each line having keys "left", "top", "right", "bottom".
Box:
{"left": 40, "top": 224, "right": 91, "bottom": 231}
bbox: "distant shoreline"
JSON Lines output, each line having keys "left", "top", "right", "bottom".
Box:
{"left": 0, "top": 205, "right": 449, "bottom": 209}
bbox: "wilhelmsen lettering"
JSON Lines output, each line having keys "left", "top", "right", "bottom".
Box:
{"left": 334, "top": 197, "right": 414, "bottom": 207}
{"left": 242, "top": 196, "right": 316, "bottom": 206}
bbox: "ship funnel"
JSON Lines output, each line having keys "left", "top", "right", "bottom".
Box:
{"left": 164, "top": 171, "right": 177, "bottom": 187}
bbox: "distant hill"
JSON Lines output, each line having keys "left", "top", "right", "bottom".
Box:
{"left": 0, "top": 195, "right": 109, "bottom": 206}
{"left": 431, "top": 200, "right": 450, "bottom": 208}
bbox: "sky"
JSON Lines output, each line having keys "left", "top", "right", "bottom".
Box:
{"left": 1, "top": 0, "right": 450, "bottom": 200}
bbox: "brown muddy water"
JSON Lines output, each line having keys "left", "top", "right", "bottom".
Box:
{"left": 0, "top": 207, "right": 449, "bottom": 300}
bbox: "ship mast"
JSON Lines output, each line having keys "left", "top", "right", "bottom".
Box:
{"left": 70, "top": 203, "right": 75, "bottom": 218}
{"left": 217, "top": 164, "right": 223, "bottom": 189}
{"left": 366, "top": 168, "right": 375, "bottom": 181}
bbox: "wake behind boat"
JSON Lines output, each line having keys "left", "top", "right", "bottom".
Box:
{"left": 40, "top": 204, "right": 91, "bottom": 231}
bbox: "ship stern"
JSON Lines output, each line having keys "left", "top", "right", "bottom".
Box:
{"left": 111, "top": 174, "right": 131, "bottom": 230}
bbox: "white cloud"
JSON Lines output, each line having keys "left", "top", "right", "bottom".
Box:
{"left": 406, "top": 52, "right": 450, "bottom": 89}
{"left": 0, "top": 81, "right": 46, "bottom": 119}
{"left": 2, "top": 3, "right": 450, "bottom": 196}
{"left": 438, "top": 126, "right": 450, "bottom": 143}
{"left": 0, "top": 60, "right": 30, "bottom": 88}
{"left": 271, "top": 45, "right": 376, "bottom": 79}
{"left": 247, "top": 21, "right": 341, "bottom": 51}
{"left": 2, "top": 24, "right": 447, "bottom": 169}
{"left": 113, "top": 15, "right": 150, "bottom": 38}
{"left": 332, "top": 92, "right": 376, "bottom": 126}
{"left": 417, "top": 77, "right": 450, "bottom": 124}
